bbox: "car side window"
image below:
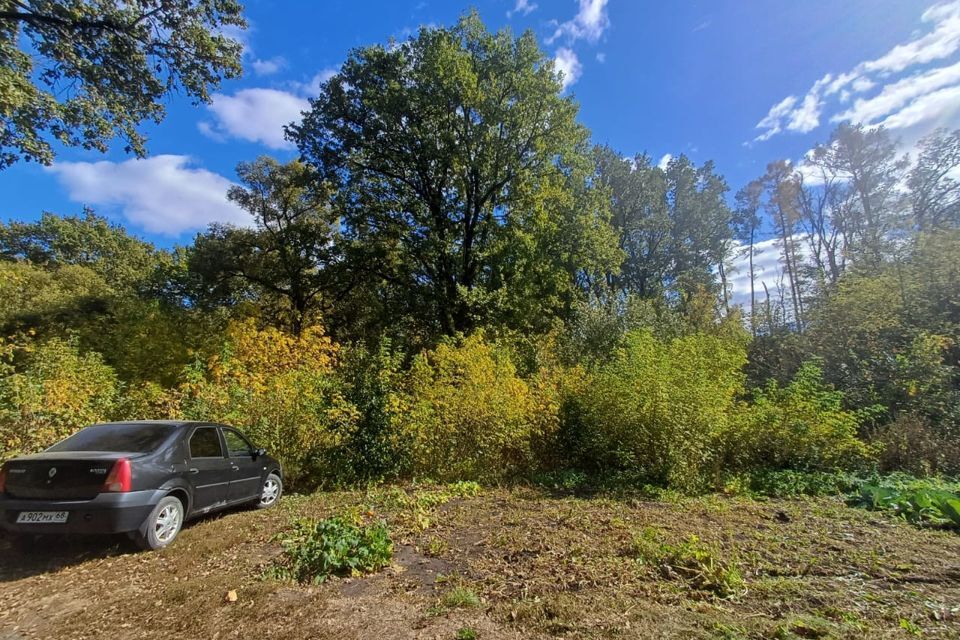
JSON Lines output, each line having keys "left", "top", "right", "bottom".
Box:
{"left": 189, "top": 427, "right": 224, "bottom": 459}
{"left": 222, "top": 429, "right": 253, "bottom": 458}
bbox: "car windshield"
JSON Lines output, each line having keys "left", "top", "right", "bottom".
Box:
{"left": 46, "top": 423, "right": 175, "bottom": 453}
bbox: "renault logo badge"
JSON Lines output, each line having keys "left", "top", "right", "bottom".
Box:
{"left": 48, "top": 467, "right": 57, "bottom": 478}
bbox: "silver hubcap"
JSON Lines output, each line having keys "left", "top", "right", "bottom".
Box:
{"left": 155, "top": 504, "right": 182, "bottom": 543}
{"left": 261, "top": 478, "right": 280, "bottom": 506}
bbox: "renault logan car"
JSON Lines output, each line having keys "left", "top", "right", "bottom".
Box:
{"left": 0, "top": 421, "right": 283, "bottom": 550}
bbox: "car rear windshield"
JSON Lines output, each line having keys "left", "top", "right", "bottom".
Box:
{"left": 46, "top": 423, "right": 175, "bottom": 453}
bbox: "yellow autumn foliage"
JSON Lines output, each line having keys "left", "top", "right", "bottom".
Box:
{"left": 176, "top": 319, "right": 355, "bottom": 486}
{"left": 393, "top": 332, "right": 565, "bottom": 482}
{"left": 0, "top": 336, "right": 119, "bottom": 459}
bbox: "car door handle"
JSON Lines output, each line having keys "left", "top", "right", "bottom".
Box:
{"left": 189, "top": 468, "right": 199, "bottom": 474}
{"left": 231, "top": 465, "right": 239, "bottom": 471}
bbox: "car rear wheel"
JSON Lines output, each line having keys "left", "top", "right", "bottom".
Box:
{"left": 256, "top": 472, "right": 282, "bottom": 509}
{"left": 134, "top": 496, "right": 184, "bottom": 551}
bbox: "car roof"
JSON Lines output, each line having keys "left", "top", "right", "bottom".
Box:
{"left": 87, "top": 420, "right": 219, "bottom": 429}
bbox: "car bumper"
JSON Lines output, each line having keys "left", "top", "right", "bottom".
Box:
{"left": 0, "top": 490, "right": 161, "bottom": 535}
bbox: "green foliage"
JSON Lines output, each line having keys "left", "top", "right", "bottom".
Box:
{"left": 331, "top": 340, "right": 407, "bottom": 482}
{"left": 455, "top": 627, "right": 479, "bottom": 640}
{"left": 569, "top": 329, "right": 748, "bottom": 492}
{"left": 0, "top": 0, "right": 244, "bottom": 167}
{"left": 850, "top": 476, "right": 960, "bottom": 529}
{"left": 0, "top": 335, "right": 118, "bottom": 459}
{"left": 290, "top": 12, "right": 619, "bottom": 338}
{"left": 188, "top": 157, "right": 341, "bottom": 335}
{"left": 442, "top": 587, "right": 481, "bottom": 609}
{"left": 742, "top": 470, "right": 859, "bottom": 498}
{"left": 394, "top": 333, "right": 559, "bottom": 482}
{"left": 270, "top": 515, "right": 393, "bottom": 584}
{"left": 728, "top": 362, "right": 879, "bottom": 473}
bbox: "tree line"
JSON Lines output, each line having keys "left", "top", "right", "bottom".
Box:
{"left": 1, "top": 13, "right": 958, "bottom": 485}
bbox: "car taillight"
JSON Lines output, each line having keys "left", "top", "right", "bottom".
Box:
{"left": 102, "top": 458, "right": 131, "bottom": 493}
{"left": 0, "top": 465, "right": 7, "bottom": 493}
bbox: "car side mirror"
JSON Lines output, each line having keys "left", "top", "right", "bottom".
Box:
{"left": 253, "top": 448, "right": 267, "bottom": 459}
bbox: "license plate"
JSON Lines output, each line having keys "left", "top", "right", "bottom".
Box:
{"left": 16, "top": 511, "right": 69, "bottom": 524}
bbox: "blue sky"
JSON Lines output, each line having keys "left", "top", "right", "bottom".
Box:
{"left": 3, "top": 0, "right": 959, "bottom": 249}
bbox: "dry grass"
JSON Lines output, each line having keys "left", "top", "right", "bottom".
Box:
{"left": 1, "top": 485, "right": 958, "bottom": 639}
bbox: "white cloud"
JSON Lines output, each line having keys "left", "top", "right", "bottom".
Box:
{"left": 863, "top": 1, "right": 960, "bottom": 74}
{"left": 596, "top": 52, "right": 606, "bottom": 63}
{"left": 754, "top": 1, "right": 960, "bottom": 143}
{"left": 547, "top": 0, "right": 610, "bottom": 44}
{"left": 201, "top": 88, "right": 310, "bottom": 149}
{"left": 295, "top": 68, "right": 338, "bottom": 98}
{"left": 657, "top": 153, "right": 672, "bottom": 171}
{"left": 833, "top": 60, "right": 960, "bottom": 125}
{"left": 787, "top": 92, "right": 823, "bottom": 133}
{"left": 879, "top": 83, "right": 960, "bottom": 131}
{"left": 47, "top": 156, "right": 248, "bottom": 236}
{"left": 251, "top": 56, "right": 286, "bottom": 76}
{"left": 554, "top": 47, "right": 583, "bottom": 89}
{"left": 508, "top": 0, "right": 537, "bottom": 18}
{"left": 754, "top": 96, "right": 798, "bottom": 141}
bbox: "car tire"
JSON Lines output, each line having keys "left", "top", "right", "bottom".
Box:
{"left": 256, "top": 472, "right": 282, "bottom": 509}
{"left": 134, "top": 496, "right": 184, "bottom": 551}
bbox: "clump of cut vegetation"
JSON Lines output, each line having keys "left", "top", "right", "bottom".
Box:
{"left": 629, "top": 528, "right": 744, "bottom": 598}
{"left": 269, "top": 515, "right": 393, "bottom": 583}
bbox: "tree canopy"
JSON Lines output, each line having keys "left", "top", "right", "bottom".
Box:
{"left": 0, "top": 0, "right": 245, "bottom": 167}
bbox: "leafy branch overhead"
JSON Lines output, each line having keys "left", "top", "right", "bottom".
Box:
{"left": 0, "top": 0, "right": 245, "bottom": 167}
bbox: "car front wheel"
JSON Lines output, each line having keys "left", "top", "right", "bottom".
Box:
{"left": 256, "top": 472, "right": 282, "bottom": 509}
{"left": 134, "top": 496, "right": 184, "bottom": 551}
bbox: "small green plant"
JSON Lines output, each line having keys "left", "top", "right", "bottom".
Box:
{"left": 270, "top": 515, "right": 393, "bottom": 583}
{"left": 443, "top": 586, "right": 481, "bottom": 608}
{"left": 899, "top": 618, "right": 923, "bottom": 636}
{"left": 455, "top": 627, "right": 478, "bottom": 640}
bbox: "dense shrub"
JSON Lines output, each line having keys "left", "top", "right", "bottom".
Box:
{"left": 270, "top": 515, "right": 393, "bottom": 583}
{"left": 727, "top": 362, "right": 879, "bottom": 474}
{"left": 176, "top": 319, "right": 357, "bottom": 486}
{"left": 569, "top": 329, "right": 748, "bottom": 492}
{"left": 0, "top": 335, "right": 119, "bottom": 459}
{"left": 393, "top": 332, "right": 561, "bottom": 482}
{"left": 872, "top": 412, "right": 960, "bottom": 476}
{"left": 331, "top": 340, "right": 406, "bottom": 483}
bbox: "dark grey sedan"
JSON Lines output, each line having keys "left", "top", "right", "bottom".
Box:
{"left": 0, "top": 421, "right": 283, "bottom": 550}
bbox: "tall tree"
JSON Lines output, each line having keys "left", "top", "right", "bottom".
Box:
{"left": 908, "top": 128, "right": 960, "bottom": 232}
{"left": 733, "top": 180, "right": 763, "bottom": 335}
{"left": 761, "top": 160, "right": 805, "bottom": 331}
{"left": 289, "top": 13, "right": 617, "bottom": 338}
{"left": 0, "top": 0, "right": 244, "bottom": 167}
{"left": 187, "top": 157, "right": 341, "bottom": 336}
{"left": 809, "top": 124, "right": 908, "bottom": 267}
{"left": 593, "top": 147, "right": 671, "bottom": 300}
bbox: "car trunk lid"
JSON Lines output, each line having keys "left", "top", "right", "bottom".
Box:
{"left": 3, "top": 452, "right": 141, "bottom": 500}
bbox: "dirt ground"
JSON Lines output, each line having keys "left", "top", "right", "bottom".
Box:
{"left": 1, "top": 485, "right": 959, "bottom": 639}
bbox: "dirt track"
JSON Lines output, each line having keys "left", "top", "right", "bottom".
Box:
{"left": 1, "top": 486, "right": 959, "bottom": 639}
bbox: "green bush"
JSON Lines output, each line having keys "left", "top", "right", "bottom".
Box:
{"left": 270, "top": 515, "right": 393, "bottom": 583}
{"left": 727, "top": 361, "right": 879, "bottom": 474}
{"left": 568, "top": 329, "right": 748, "bottom": 492}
